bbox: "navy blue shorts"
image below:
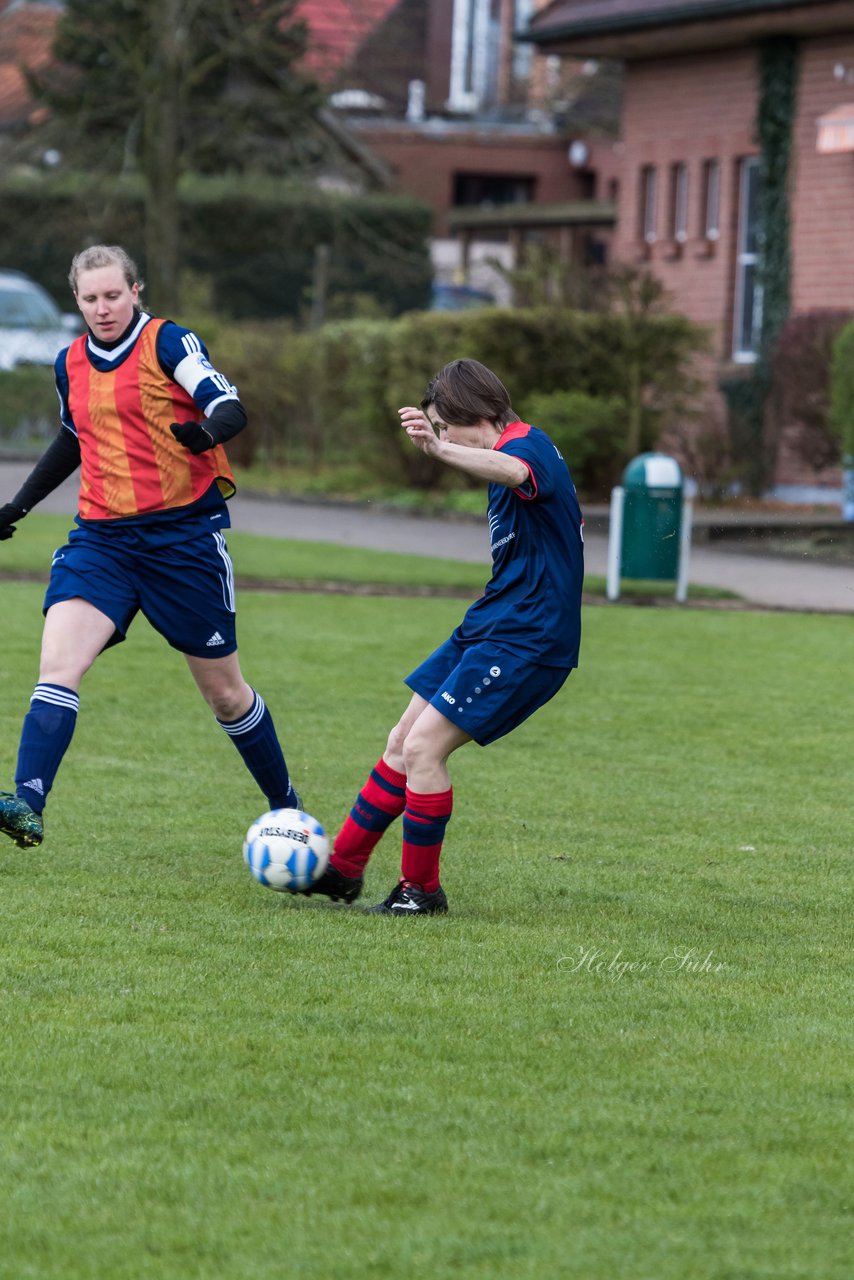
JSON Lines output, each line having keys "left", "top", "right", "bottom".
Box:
{"left": 405, "top": 635, "right": 571, "bottom": 746}
{"left": 43, "top": 525, "right": 238, "bottom": 658}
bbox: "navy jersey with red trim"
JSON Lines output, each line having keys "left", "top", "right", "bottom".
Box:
{"left": 454, "top": 422, "right": 583, "bottom": 668}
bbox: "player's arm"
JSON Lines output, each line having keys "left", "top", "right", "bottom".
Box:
{"left": 0, "top": 430, "right": 81, "bottom": 540}
{"left": 400, "top": 407, "right": 529, "bottom": 488}
{"left": 157, "top": 322, "right": 247, "bottom": 455}
{"left": 430, "top": 439, "right": 529, "bottom": 488}
{"left": 0, "top": 351, "right": 82, "bottom": 541}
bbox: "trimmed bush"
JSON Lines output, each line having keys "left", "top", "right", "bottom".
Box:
{"left": 520, "top": 390, "right": 628, "bottom": 492}
{"left": 768, "top": 310, "right": 853, "bottom": 472}
{"left": 0, "top": 287, "right": 707, "bottom": 500}
{"left": 266, "top": 304, "right": 706, "bottom": 494}
{"left": 0, "top": 368, "right": 60, "bottom": 444}
{"left": 0, "top": 174, "right": 432, "bottom": 320}
{"left": 829, "top": 320, "right": 854, "bottom": 461}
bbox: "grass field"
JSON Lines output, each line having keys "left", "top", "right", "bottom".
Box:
{"left": 0, "top": 512, "right": 735, "bottom": 602}
{"left": 0, "top": 522, "right": 851, "bottom": 1279}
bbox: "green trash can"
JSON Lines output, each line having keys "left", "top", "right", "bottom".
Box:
{"left": 620, "top": 452, "right": 684, "bottom": 580}
{"left": 607, "top": 453, "right": 693, "bottom": 602}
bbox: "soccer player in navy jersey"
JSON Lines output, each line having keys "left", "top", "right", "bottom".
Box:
{"left": 303, "top": 357, "right": 584, "bottom": 915}
{"left": 0, "top": 244, "right": 300, "bottom": 849}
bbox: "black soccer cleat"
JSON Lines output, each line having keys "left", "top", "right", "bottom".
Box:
{"left": 368, "top": 880, "right": 449, "bottom": 916}
{"left": 298, "top": 862, "right": 363, "bottom": 904}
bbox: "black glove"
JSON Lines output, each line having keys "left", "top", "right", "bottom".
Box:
{"left": 0, "top": 501, "right": 25, "bottom": 541}
{"left": 170, "top": 421, "right": 215, "bottom": 455}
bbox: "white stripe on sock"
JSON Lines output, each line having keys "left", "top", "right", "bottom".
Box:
{"left": 219, "top": 692, "right": 264, "bottom": 736}
{"left": 32, "top": 685, "right": 80, "bottom": 712}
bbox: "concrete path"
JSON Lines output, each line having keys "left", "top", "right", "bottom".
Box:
{"left": 1, "top": 461, "right": 852, "bottom": 614}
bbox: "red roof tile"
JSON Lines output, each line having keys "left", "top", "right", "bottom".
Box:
{"left": 2, "top": 0, "right": 402, "bottom": 126}
{"left": 0, "top": 2, "right": 59, "bottom": 129}
{"left": 295, "top": 0, "right": 401, "bottom": 81}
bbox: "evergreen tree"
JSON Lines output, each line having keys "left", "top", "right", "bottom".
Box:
{"left": 26, "top": 0, "right": 324, "bottom": 311}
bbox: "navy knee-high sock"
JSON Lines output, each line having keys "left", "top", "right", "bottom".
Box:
{"left": 217, "top": 690, "right": 298, "bottom": 810}
{"left": 15, "top": 684, "right": 80, "bottom": 813}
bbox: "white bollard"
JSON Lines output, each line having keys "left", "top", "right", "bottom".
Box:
{"left": 676, "top": 495, "right": 693, "bottom": 603}
{"left": 606, "top": 486, "right": 625, "bottom": 601}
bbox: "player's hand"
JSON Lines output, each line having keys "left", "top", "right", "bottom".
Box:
{"left": 399, "top": 406, "right": 441, "bottom": 457}
{"left": 0, "top": 501, "right": 24, "bottom": 541}
{"left": 170, "top": 420, "right": 215, "bottom": 455}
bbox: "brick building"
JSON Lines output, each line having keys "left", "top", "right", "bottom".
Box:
{"left": 300, "top": 0, "right": 621, "bottom": 298}
{"left": 2, "top": 0, "right": 618, "bottom": 306}
{"left": 526, "top": 0, "right": 854, "bottom": 498}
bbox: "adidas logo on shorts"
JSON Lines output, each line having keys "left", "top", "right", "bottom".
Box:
{"left": 206, "top": 631, "right": 225, "bottom": 647}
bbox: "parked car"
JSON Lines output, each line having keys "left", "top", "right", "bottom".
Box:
{"left": 430, "top": 282, "right": 496, "bottom": 312}
{"left": 0, "top": 270, "right": 81, "bottom": 372}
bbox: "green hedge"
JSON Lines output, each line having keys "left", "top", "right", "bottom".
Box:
{"left": 518, "top": 390, "right": 628, "bottom": 494}
{"left": 766, "top": 310, "right": 851, "bottom": 475}
{"left": 0, "top": 298, "right": 707, "bottom": 498}
{"left": 0, "top": 174, "right": 432, "bottom": 320}
{"left": 209, "top": 304, "right": 706, "bottom": 495}
{"left": 0, "top": 367, "right": 59, "bottom": 444}
{"left": 829, "top": 321, "right": 854, "bottom": 461}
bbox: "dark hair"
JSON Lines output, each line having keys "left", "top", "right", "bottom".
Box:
{"left": 421, "top": 358, "right": 515, "bottom": 428}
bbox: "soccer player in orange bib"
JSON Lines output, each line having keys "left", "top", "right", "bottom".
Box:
{"left": 0, "top": 244, "right": 300, "bottom": 848}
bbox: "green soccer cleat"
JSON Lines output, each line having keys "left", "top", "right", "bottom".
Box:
{"left": 0, "top": 792, "right": 44, "bottom": 848}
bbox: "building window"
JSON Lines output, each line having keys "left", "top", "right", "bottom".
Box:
{"left": 701, "top": 159, "right": 720, "bottom": 241}
{"left": 448, "top": 0, "right": 501, "bottom": 113}
{"left": 733, "top": 156, "right": 762, "bottom": 361}
{"left": 512, "top": 0, "right": 534, "bottom": 83}
{"left": 453, "top": 173, "right": 535, "bottom": 207}
{"left": 639, "top": 166, "right": 657, "bottom": 244}
{"left": 669, "top": 162, "right": 689, "bottom": 244}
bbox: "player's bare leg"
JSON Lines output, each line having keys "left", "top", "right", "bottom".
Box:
{"left": 382, "top": 692, "right": 432, "bottom": 773}
{"left": 39, "top": 598, "right": 118, "bottom": 688}
{"left": 184, "top": 650, "right": 253, "bottom": 722}
{"left": 399, "top": 703, "right": 471, "bottom": 793}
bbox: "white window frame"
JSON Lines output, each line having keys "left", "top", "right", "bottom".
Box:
{"left": 702, "top": 159, "right": 720, "bottom": 241}
{"left": 732, "top": 156, "right": 763, "bottom": 363}
{"left": 640, "top": 166, "right": 657, "bottom": 244}
{"left": 448, "top": 0, "right": 490, "bottom": 113}
{"left": 512, "top": 0, "right": 534, "bottom": 82}
{"left": 671, "top": 162, "right": 689, "bottom": 243}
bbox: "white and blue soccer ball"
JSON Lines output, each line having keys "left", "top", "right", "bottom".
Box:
{"left": 243, "top": 808, "right": 329, "bottom": 893}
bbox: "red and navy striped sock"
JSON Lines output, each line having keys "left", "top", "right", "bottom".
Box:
{"left": 400, "top": 786, "right": 453, "bottom": 895}
{"left": 331, "top": 757, "right": 407, "bottom": 878}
